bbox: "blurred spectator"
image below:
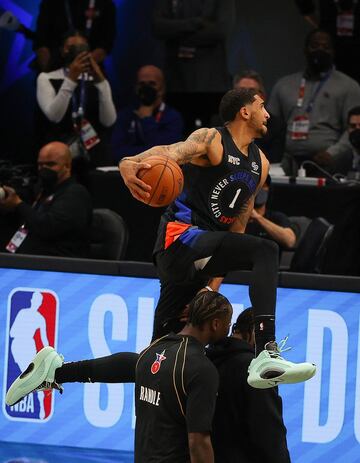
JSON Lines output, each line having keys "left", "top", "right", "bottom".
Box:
{"left": 246, "top": 175, "right": 297, "bottom": 255}
{"left": 152, "top": 0, "right": 235, "bottom": 135}
{"left": 207, "top": 307, "right": 291, "bottom": 463}
{"left": 111, "top": 65, "right": 183, "bottom": 162}
{"left": 321, "top": 196, "right": 360, "bottom": 276}
{"left": 295, "top": 0, "right": 360, "bottom": 83}
{"left": 347, "top": 106, "right": 360, "bottom": 172}
{"left": 268, "top": 29, "right": 360, "bottom": 176}
{"left": 0, "top": 142, "right": 92, "bottom": 258}
{"left": 37, "top": 30, "right": 117, "bottom": 167}
{"left": 212, "top": 70, "right": 285, "bottom": 163}
{"left": 33, "top": 0, "right": 116, "bottom": 72}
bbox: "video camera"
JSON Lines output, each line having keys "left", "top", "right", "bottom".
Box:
{"left": 0, "top": 161, "right": 38, "bottom": 202}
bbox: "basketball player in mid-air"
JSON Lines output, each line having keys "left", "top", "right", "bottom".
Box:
{"left": 4, "top": 89, "right": 315, "bottom": 463}
{"left": 119, "top": 88, "right": 316, "bottom": 388}
{"left": 5, "top": 90, "right": 315, "bottom": 414}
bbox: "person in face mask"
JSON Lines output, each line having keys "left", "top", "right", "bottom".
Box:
{"left": 295, "top": 0, "right": 360, "bottom": 83}
{"left": 245, "top": 175, "right": 297, "bottom": 252}
{"left": 111, "top": 65, "right": 183, "bottom": 162}
{"left": 36, "top": 30, "right": 117, "bottom": 167}
{"left": 0, "top": 142, "right": 92, "bottom": 257}
{"left": 347, "top": 106, "right": 360, "bottom": 172}
{"left": 305, "top": 31, "right": 334, "bottom": 77}
{"left": 268, "top": 29, "right": 360, "bottom": 176}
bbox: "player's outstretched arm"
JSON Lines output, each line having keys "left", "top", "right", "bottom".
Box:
{"left": 118, "top": 128, "right": 219, "bottom": 201}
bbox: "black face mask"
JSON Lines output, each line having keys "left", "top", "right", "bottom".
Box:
{"left": 307, "top": 49, "right": 333, "bottom": 74}
{"left": 350, "top": 129, "right": 360, "bottom": 150}
{"left": 63, "top": 43, "right": 89, "bottom": 66}
{"left": 254, "top": 189, "right": 268, "bottom": 207}
{"left": 136, "top": 83, "right": 158, "bottom": 106}
{"left": 38, "top": 168, "right": 58, "bottom": 194}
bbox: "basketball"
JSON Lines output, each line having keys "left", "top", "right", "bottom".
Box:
{"left": 138, "top": 154, "right": 184, "bottom": 207}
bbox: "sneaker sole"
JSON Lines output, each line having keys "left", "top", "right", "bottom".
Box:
{"left": 248, "top": 363, "right": 316, "bottom": 389}
{"left": 5, "top": 346, "right": 61, "bottom": 406}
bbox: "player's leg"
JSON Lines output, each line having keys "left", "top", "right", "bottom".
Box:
{"left": 153, "top": 235, "right": 209, "bottom": 340}
{"left": 200, "top": 233, "right": 278, "bottom": 355}
{"left": 152, "top": 279, "right": 205, "bottom": 340}
{"left": 55, "top": 352, "right": 138, "bottom": 384}
{"left": 198, "top": 232, "right": 316, "bottom": 388}
{"left": 6, "top": 347, "right": 138, "bottom": 406}
{"left": 155, "top": 230, "right": 277, "bottom": 348}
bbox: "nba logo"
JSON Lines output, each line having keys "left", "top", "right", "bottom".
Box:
{"left": 3, "top": 288, "right": 59, "bottom": 422}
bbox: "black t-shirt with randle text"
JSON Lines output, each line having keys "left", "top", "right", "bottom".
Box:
{"left": 135, "top": 333, "right": 219, "bottom": 463}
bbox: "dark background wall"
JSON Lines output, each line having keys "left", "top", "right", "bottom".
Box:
{"left": 0, "top": 0, "right": 311, "bottom": 162}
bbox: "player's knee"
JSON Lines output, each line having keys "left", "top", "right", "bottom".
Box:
{"left": 259, "top": 239, "right": 279, "bottom": 261}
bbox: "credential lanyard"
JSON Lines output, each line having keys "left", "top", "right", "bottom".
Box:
{"left": 132, "top": 102, "right": 166, "bottom": 142}
{"left": 296, "top": 71, "right": 332, "bottom": 113}
{"left": 69, "top": 73, "right": 87, "bottom": 127}
{"left": 155, "top": 102, "right": 165, "bottom": 122}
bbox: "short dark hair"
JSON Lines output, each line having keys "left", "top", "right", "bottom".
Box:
{"left": 232, "top": 307, "right": 254, "bottom": 337}
{"left": 62, "top": 29, "right": 88, "bottom": 45}
{"left": 348, "top": 106, "right": 360, "bottom": 123}
{"left": 187, "top": 291, "right": 232, "bottom": 328}
{"left": 219, "top": 88, "right": 258, "bottom": 124}
{"left": 233, "top": 69, "right": 265, "bottom": 96}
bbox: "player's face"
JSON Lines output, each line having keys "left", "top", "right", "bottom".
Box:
{"left": 212, "top": 309, "right": 233, "bottom": 342}
{"left": 249, "top": 95, "right": 270, "bottom": 137}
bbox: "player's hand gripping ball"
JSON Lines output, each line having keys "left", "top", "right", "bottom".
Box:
{"left": 138, "top": 155, "right": 184, "bottom": 207}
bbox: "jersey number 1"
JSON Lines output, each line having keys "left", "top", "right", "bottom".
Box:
{"left": 229, "top": 188, "right": 241, "bottom": 209}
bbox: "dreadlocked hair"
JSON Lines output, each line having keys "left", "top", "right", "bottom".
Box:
{"left": 188, "top": 291, "right": 232, "bottom": 328}
{"left": 232, "top": 307, "right": 254, "bottom": 337}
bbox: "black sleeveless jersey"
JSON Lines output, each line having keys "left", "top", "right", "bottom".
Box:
{"left": 164, "top": 127, "right": 262, "bottom": 232}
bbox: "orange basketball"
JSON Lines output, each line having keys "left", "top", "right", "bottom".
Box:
{"left": 138, "top": 154, "right": 184, "bottom": 207}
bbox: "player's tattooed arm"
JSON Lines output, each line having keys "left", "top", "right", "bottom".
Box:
{"left": 118, "top": 128, "right": 218, "bottom": 201}
{"left": 123, "top": 128, "right": 218, "bottom": 164}
{"left": 229, "top": 196, "right": 255, "bottom": 234}
{"left": 166, "top": 128, "right": 218, "bottom": 164}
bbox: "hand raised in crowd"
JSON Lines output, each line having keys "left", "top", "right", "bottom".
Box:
{"left": 68, "top": 52, "right": 91, "bottom": 82}
{"left": 91, "top": 48, "right": 107, "bottom": 64}
{"left": 88, "top": 54, "right": 105, "bottom": 83}
{"left": 0, "top": 186, "right": 22, "bottom": 209}
{"left": 118, "top": 159, "right": 152, "bottom": 202}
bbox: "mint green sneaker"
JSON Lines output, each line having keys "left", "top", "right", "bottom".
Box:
{"left": 247, "top": 337, "right": 316, "bottom": 389}
{"left": 5, "top": 346, "right": 64, "bottom": 406}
